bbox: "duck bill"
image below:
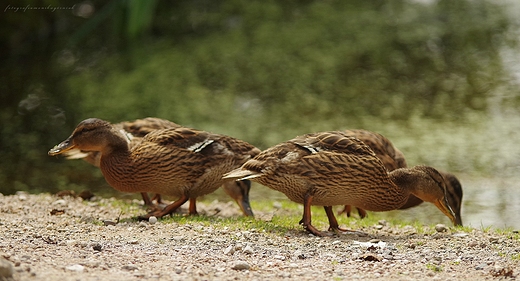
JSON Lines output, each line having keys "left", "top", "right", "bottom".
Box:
{"left": 48, "top": 138, "right": 76, "bottom": 156}
{"left": 238, "top": 190, "right": 254, "bottom": 217}
{"left": 223, "top": 179, "right": 254, "bottom": 217}
{"left": 434, "top": 199, "right": 457, "bottom": 226}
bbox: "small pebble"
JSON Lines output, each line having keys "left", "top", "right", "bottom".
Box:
{"left": 224, "top": 245, "right": 235, "bottom": 255}
{"left": 475, "top": 263, "right": 488, "bottom": 270}
{"left": 148, "top": 216, "right": 157, "bottom": 224}
{"left": 231, "top": 261, "right": 250, "bottom": 270}
{"left": 53, "top": 199, "right": 67, "bottom": 206}
{"left": 92, "top": 243, "right": 102, "bottom": 251}
{"left": 403, "top": 225, "right": 417, "bottom": 233}
{"left": 360, "top": 253, "right": 382, "bottom": 262}
{"left": 489, "top": 237, "right": 500, "bottom": 243}
{"left": 382, "top": 253, "right": 394, "bottom": 260}
{"left": 65, "top": 264, "right": 84, "bottom": 272}
{"left": 129, "top": 240, "right": 139, "bottom": 244}
{"left": 122, "top": 264, "right": 138, "bottom": 271}
{"left": 0, "top": 258, "right": 14, "bottom": 278}
{"left": 104, "top": 220, "right": 117, "bottom": 226}
{"left": 138, "top": 222, "right": 147, "bottom": 228}
{"left": 171, "top": 236, "right": 184, "bottom": 241}
{"left": 435, "top": 224, "right": 448, "bottom": 233}
{"left": 243, "top": 245, "right": 254, "bottom": 254}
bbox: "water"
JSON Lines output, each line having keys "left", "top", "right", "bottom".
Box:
{"left": 362, "top": 175, "right": 520, "bottom": 229}
{"left": 460, "top": 176, "right": 520, "bottom": 229}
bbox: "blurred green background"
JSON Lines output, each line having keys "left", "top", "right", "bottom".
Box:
{"left": 1, "top": 0, "right": 520, "bottom": 227}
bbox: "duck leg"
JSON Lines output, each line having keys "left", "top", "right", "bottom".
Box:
{"left": 141, "top": 192, "right": 153, "bottom": 206}
{"left": 298, "top": 193, "right": 325, "bottom": 237}
{"left": 140, "top": 192, "right": 162, "bottom": 212}
{"left": 337, "top": 205, "right": 367, "bottom": 219}
{"left": 138, "top": 195, "right": 190, "bottom": 220}
{"left": 150, "top": 193, "right": 163, "bottom": 204}
{"left": 356, "top": 207, "right": 367, "bottom": 219}
{"left": 324, "top": 206, "right": 350, "bottom": 232}
{"left": 325, "top": 206, "right": 368, "bottom": 236}
{"left": 188, "top": 198, "right": 198, "bottom": 215}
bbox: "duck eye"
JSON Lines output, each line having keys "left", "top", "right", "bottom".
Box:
{"left": 77, "top": 126, "right": 96, "bottom": 135}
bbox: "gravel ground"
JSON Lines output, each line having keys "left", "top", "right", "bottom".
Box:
{"left": 0, "top": 192, "right": 518, "bottom": 281}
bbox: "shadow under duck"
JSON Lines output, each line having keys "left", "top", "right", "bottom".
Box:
{"left": 49, "top": 118, "right": 260, "bottom": 219}
{"left": 339, "top": 129, "right": 463, "bottom": 226}
{"left": 224, "top": 131, "right": 457, "bottom": 236}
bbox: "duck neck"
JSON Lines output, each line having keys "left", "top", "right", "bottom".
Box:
{"left": 356, "top": 170, "right": 411, "bottom": 212}
{"left": 388, "top": 167, "right": 429, "bottom": 204}
{"left": 98, "top": 135, "right": 135, "bottom": 192}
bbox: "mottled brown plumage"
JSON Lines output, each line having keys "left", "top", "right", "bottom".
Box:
{"left": 224, "top": 131, "right": 456, "bottom": 236}
{"left": 49, "top": 118, "right": 260, "bottom": 219}
{"left": 339, "top": 129, "right": 463, "bottom": 226}
{"left": 61, "top": 117, "right": 182, "bottom": 208}
{"left": 60, "top": 117, "right": 255, "bottom": 217}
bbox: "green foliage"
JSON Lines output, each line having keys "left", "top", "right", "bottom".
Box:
{"left": 1, "top": 0, "right": 519, "bottom": 195}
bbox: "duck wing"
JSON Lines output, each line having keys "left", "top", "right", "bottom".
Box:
{"left": 343, "top": 129, "right": 407, "bottom": 170}
{"left": 291, "top": 131, "right": 376, "bottom": 157}
{"left": 227, "top": 131, "right": 378, "bottom": 180}
{"left": 139, "top": 127, "right": 258, "bottom": 165}
{"left": 121, "top": 117, "right": 181, "bottom": 137}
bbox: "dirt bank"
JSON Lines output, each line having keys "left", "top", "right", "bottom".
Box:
{"left": 0, "top": 192, "right": 518, "bottom": 281}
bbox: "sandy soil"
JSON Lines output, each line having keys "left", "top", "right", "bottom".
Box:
{"left": 0, "top": 192, "right": 518, "bottom": 281}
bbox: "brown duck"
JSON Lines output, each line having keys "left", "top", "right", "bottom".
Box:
{"left": 60, "top": 117, "right": 255, "bottom": 216}
{"left": 339, "top": 129, "right": 463, "bottom": 226}
{"left": 49, "top": 118, "right": 260, "bottom": 219}
{"left": 223, "top": 131, "right": 456, "bottom": 236}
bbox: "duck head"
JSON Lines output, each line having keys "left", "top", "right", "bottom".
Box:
{"left": 48, "top": 118, "right": 121, "bottom": 156}
{"left": 390, "top": 165, "right": 457, "bottom": 225}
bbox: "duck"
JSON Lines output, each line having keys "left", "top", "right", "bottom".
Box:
{"left": 59, "top": 117, "right": 255, "bottom": 217}
{"left": 223, "top": 131, "right": 456, "bottom": 236}
{"left": 61, "top": 117, "right": 181, "bottom": 208}
{"left": 49, "top": 118, "right": 260, "bottom": 219}
{"left": 338, "top": 129, "right": 463, "bottom": 226}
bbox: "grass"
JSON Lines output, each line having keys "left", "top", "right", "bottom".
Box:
{"left": 493, "top": 227, "right": 520, "bottom": 239}
{"left": 82, "top": 194, "right": 515, "bottom": 242}
{"left": 426, "top": 263, "right": 443, "bottom": 272}
{"left": 453, "top": 225, "right": 474, "bottom": 233}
